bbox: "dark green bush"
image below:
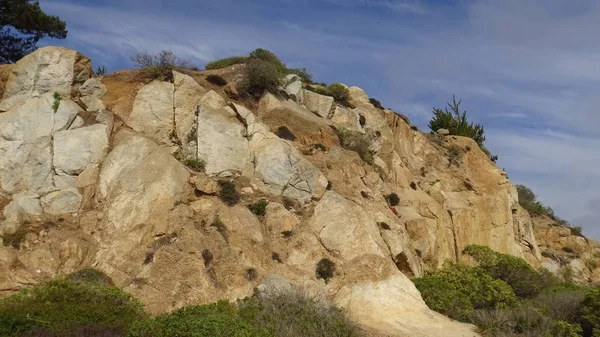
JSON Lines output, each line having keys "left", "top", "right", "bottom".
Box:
{"left": 286, "top": 68, "right": 312, "bottom": 83}
{"left": 67, "top": 268, "right": 114, "bottom": 286}
{"left": 328, "top": 83, "right": 349, "bottom": 103}
{"left": 413, "top": 262, "right": 518, "bottom": 321}
{"left": 428, "top": 96, "right": 485, "bottom": 147}
{"left": 205, "top": 56, "right": 248, "bottom": 70}
{"left": 248, "top": 48, "right": 286, "bottom": 74}
{"left": 463, "top": 245, "right": 557, "bottom": 299}
{"left": 127, "top": 301, "right": 270, "bottom": 337}
{"left": 238, "top": 289, "right": 361, "bottom": 337}
{"left": 369, "top": 98, "right": 384, "bottom": 110}
{"left": 580, "top": 288, "right": 600, "bottom": 337}
{"left": 386, "top": 193, "right": 400, "bottom": 206}
{"left": 218, "top": 180, "right": 240, "bottom": 206}
{"left": 206, "top": 74, "right": 228, "bottom": 86}
{"left": 335, "top": 129, "right": 376, "bottom": 165}
{"left": 240, "top": 59, "right": 281, "bottom": 97}
{"left": 0, "top": 276, "right": 147, "bottom": 337}
{"left": 248, "top": 200, "right": 268, "bottom": 216}
{"left": 316, "top": 258, "right": 336, "bottom": 282}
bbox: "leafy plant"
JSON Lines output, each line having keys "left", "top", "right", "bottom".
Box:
{"left": 327, "top": 83, "right": 349, "bottom": 103}
{"left": 95, "top": 65, "right": 106, "bottom": 76}
{"left": 218, "top": 180, "right": 239, "bottom": 206}
{"left": 52, "top": 92, "right": 62, "bottom": 113}
{"left": 240, "top": 58, "right": 281, "bottom": 97}
{"left": 580, "top": 288, "right": 600, "bottom": 337}
{"left": 248, "top": 199, "right": 269, "bottom": 216}
{"left": 248, "top": 48, "right": 286, "bottom": 74}
{"left": 369, "top": 98, "right": 384, "bottom": 110}
{"left": 185, "top": 157, "right": 206, "bottom": 172}
{"left": 286, "top": 68, "right": 312, "bottom": 83}
{"left": 205, "top": 56, "right": 249, "bottom": 70}
{"left": 428, "top": 96, "right": 485, "bottom": 146}
{"left": 335, "top": 129, "right": 376, "bottom": 165}
{"left": 316, "top": 258, "right": 336, "bottom": 282}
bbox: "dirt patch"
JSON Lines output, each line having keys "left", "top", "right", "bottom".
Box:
{"left": 100, "top": 70, "right": 146, "bottom": 121}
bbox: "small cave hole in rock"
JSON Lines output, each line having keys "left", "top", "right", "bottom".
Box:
{"left": 202, "top": 249, "right": 213, "bottom": 267}
{"left": 275, "top": 126, "right": 296, "bottom": 141}
{"left": 410, "top": 182, "right": 417, "bottom": 190}
{"left": 394, "top": 252, "right": 414, "bottom": 278}
{"left": 359, "top": 114, "right": 367, "bottom": 127}
{"left": 272, "top": 252, "right": 282, "bottom": 263}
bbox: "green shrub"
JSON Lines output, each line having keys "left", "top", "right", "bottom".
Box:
{"left": 0, "top": 277, "right": 147, "bottom": 337}
{"left": 206, "top": 74, "right": 228, "bottom": 86}
{"left": 240, "top": 59, "right": 281, "bottom": 97}
{"left": 95, "top": 65, "right": 106, "bottom": 76}
{"left": 218, "top": 180, "right": 240, "bottom": 206}
{"left": 185, "top": 158, "right": 206, "bottom": 172}
{"left": 552, "top": 321, "right": 584, "bottom": 337}
{"left": 248, "top": 48, "right": 286, "bottom": 74}
{"left": 328, "top": 83, "right": 349, "bottom": 103}
{"left": 238, "top": 289, "right": 361, "bottom": 337}
{"left": 463, "top": 245, "right": 557, "bottom": 299}
{"left": 52, "top": 92, "right": 62, "bottom": 113}
{"left": 128, "top": 301, "right": 270, "bottom": 337}
{"left": 413, "top": 262, "right": 518, "bottom": 321}
{"left": 428, "top": 96, "right": 485, "bottom": 147}
{"left": 248, "top": 200, "right": 268, "bottom": 216}
{"left": 580, "top": 288, "right": 600, "bottom": 337}
{"left": 286, "top": 68, "right": 312, "bottom": 83}
{"left": 386, "top": 193, "right": 400, "bottom": 206}
{"left": 316, "top": 258, "right": 336, "bottom": 282}
{"left": 205, "top": 56, "right": 248, "bottom": 70}
{"left": 369, "top": 98, "right": 384, "bottom": 110}
{"left": 1, "top": 226, "right": 27, "bottom": 248}
{"left": 131, "top": 50, "right": 193, "bottom": 81}
{"left": 336, "top": 129, "right": 376, "bottom": 165}
{"left": 66, "top": 268, "right": 114, "bottom": 286}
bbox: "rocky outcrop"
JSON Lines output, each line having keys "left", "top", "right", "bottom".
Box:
{"left": 1, "top": 46, "right": 584, "bottom": 337}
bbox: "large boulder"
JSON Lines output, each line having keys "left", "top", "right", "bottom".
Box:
{"left": 98, "top": 130, "right": 190, "bottom": 229}
{"left": 78, "top": 78, "right": 107, "bottom": 111}
{"left": 40, "top": 188, "right": 82, "bottom": 215}
{"left": 347, "top": 86, "right": 369, "bottom": 106}
{"left": 283, "top": 74, "right": 303, "bottom": 103}
{"left": 0, "top": 46, "right": 91, "bottom": 111}
{"left": 251, "top": 138, "right": 328, "bottom": 203}
{"left": 196, "top": 91, "right": 248, "bottom": 175}
{"left": 53, "top": 124, "right": 111, "bottom": 176}
{"left": 174, "top": 71, "right": 207, "bottom": 159}
{"left": 127, "top": 81, "right": 175, "bottom": 148}
{"left": 302, "top": 89, "right": 334, "bottom": 118}
{"left": 0, "top": 137, "right": 53, "bottom": 193}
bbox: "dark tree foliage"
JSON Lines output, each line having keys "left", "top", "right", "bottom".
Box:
{"left": 428, "top": 96, "right": 486, "bottom": 147}
{"left": 0, "top": 0, "right": 67, "bottom": 63}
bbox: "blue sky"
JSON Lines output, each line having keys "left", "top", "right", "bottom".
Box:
{"left": 38, "top": 0, "right": 600, "bottom": 239}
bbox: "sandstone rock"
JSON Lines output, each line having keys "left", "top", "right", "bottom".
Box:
{"left": 174, "top": 71, "right": 207, "bottom": 158}
{"left": 0, "top": 93, "right": 80, "bottom": 142}
{"left": 98, "top": 130, "right": 189, "bottom": 229}
{"left": 283, "top": 74, "right": 303, "bottom": 103}
{"left": 53, "top": 124, "right": 111, "bottom": 176}
{"left": 194, "top": 174, "right": 219, "bottom": 195}
{"left": 78, "top": 78, "right": 107, "bottom": 98}
{"left": 0, "top": 137, "right": 53, "bottom": 193}
{"left": 310, "top": 191, "right": 386, "bottom": 260}
{"left": 251, "top": 138, "right": 328, "bottom": 203}
{"left": 437, "top": 128, "right": 450, "bottom": 136}
{"left": 1, "top": 192, "right": 42, "bottom": 231}
{"left": 127, "top": 81, "right": 175, "bottom": 147}
{"left": 68, "top": 116, "right": 85, "bottom": 130}
{"left": 302, "top": 89, "right": 334, "bottom": 118}
{"left": 0, "top": 46, "right": 92, "bottom": 111}
{"left": 81, "top": 96, "right": 105, "bottom": 111}
{"left": 330, "top": 105, "right": 361, "bottom": 131}
{"left": 347, "top": 86, "right": 370, "bottom": 105}
{"left": 197, "top": 91, "right": 248, "bottom": 175}
{"left": 265, "top": 202, "right": 299, "bottom": 235}
{"left": 218, "top": 205, "right": 263, "bottom": 243}
{"left": 40, "top": 188, "right": 82, "bottom": 215}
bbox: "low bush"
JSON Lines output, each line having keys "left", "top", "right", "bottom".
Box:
{"left": 238, "top": 289, "right": 361, "bottom": 337}
{"left": 95, "top": 65, "right": 106, "bottom": 76}
{"left": 128, "top": 301, "right": 269, "bottom": 337}
{"left": 286, "top": 68, "right": 312, "bottom": 83}
{"left": 0, "top": 274, "right": 147, "bottom": 337}
{"left": 240, "top": 59, "right": 281, "bottom": 97}
{"left": 1, "top": 226, "right": 27, "bottom": 248}
{"left": 275, "top": 126, "right": 296, "bottom": 141}
{"left": 248, "top": 48, "right": 286, "bottom": 74}
{"left": 413, "top": 262, "right": 518, "bottom": 322}
{"left": 131, "top": 50, "right": 193, "bottom": 81}
{"left": 316, "top": 258, "right": 336, "bottom": 282}
{"left": 185, "top": 158, "right": 206, "bottom": 172}
{"left": 328, "top": 83, "right": 349, "bottom": 103}
{"left": 205, "top": 56, "right": 248, "bottom": 70}
{"left": 335, "top": 129, "right": 376, "bottom": 165}
{"left": 386, "top": 193, "right": 400, "bottom": 206}
{"left": 206, "top": 74, "right": 228, "bottom": 86}
{"left": 369, "top": 98, "right": 384, "bottom": 110}
{"left": 218, "top": 180, "right": 240, "bottom": 206}
{"left": 248, "top": 199, "right": 268, "bottom": 216}
{"left": 580, "top": 288, "right": 600, "bottom": 337}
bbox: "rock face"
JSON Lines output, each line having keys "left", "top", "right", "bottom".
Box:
{"left": 2, "top": 46, "right": 588, "bottom": 337}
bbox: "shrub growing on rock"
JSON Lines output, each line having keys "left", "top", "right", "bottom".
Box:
{"left": 336, "top": 129, "right": 376, "bottom": 165}
{"left": 0, "top": 274, "right": 147, "bottom": 337}
{"left": 248, "top": 48, "right": 287, "bottom": 74}
{"left": 248, "top": 199, "right": 269, "bottom": 216}
{"left": 206, "top": 74, "right": 228, "bottom": 86}
{"left": 316, "top": 258, "right": 336, "bottom": 282}
{"left": 386, "top": 193, "right": 400, "bottom": 206}
{"left": 286, "top": 68, "right": 312, "bottom": 83}
{"left": 328, "top": 83, "right": 349, "bottom": 103}
{"left": 428, "top": 96, "right": 485, "bottom": 146}
{"left": 369, "top": 98, "right": 384, "bottom": 110}
{"left": 185, "top": 157, "right": 205, "bottom": 172}
{"left": 218, "top": 180, "right": 240, "bottom": 206}
{"left": 240, "top": 59, "right": 281, "bottom": 98}
{"left": 205, "top": 56, "right": 248, "bottom": 70}
{"left": 131, "top": 50, "right": 193, "bottom": 81}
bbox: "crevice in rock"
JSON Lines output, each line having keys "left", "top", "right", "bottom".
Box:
{"left": 447, "top": 209, "right": 460, "bottom": 261}
{"left": 394, "top": 252, "right": 414, "bottom": 277}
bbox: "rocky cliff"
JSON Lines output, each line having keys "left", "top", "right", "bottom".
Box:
{"left": 0, "top": 46, "right": 591, "bottom": 337}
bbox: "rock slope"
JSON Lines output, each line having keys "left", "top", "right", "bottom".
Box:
{"left": 0, "top": 46, "right": 591, "bottom": 336}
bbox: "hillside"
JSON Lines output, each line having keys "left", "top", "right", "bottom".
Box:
{"left": 0, "top": 46, "right": 596, "bottom": 337}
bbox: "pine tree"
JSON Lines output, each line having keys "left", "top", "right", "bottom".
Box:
{"left": 0, "top": 0, "right": 67, "bottom": 63}
{"left": 428, "top": 95, "right": 486, "bottom": 147}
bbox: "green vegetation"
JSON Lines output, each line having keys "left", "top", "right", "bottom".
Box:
{"left": 369, "top": 97, "right": 384, "bottom": 110}
{"left": 414, "top": 245, "right": 600, "bottom": 336}
{"left": 335, "top": 129, "right": 376, "bottom": 165}
{"left": 305, "top": 83, "right": 354, "bottom": 108}
{"left": 316, "top": 258, "right": 336, "bottom": 282}
{"left": 52, "top": 92, "right": 62, "bottom": 113}
{"left": 428, "top": 96, "right": 497, "bottom": 162}
{"left": 185, "top": 157, "right": 206, "bottom": 172}
{"left": 1, "top": 0, "right": 68, "bottom": 64}
{"left": 0, "top": 271, "right": 147, "bottom": 337}
{"left": 1, "top": 226, "right": 27, "bottom": 248}
{"left": 0, "top": 270, "right": 361, "bottom": 337}
{"left": 206, "top": 74, "right": 228, "bottom": 86}
{"left": 248, "top": 199, "right": 269, "bottom": 216}
{"left": 205, "top": 56, "right": 249, "bottom": 70}
{"left": 218, "top": 180, "right": 239, "bottom": 206}
{"left": 95, "top": 65, "right": 106, "bottom": 76}
{"left": 131, "top": 50, "right": 193, "bottom": 80}
{"left": 287, "top": 67, "right": 312, "bottom": 83}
